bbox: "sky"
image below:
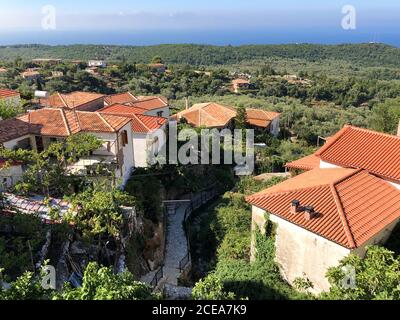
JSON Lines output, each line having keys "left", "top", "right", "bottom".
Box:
{"left": 0, "top": 0, "right": 399, "bottom": 45}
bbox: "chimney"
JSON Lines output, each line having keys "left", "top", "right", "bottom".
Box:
{"left": 397, "top": 120, "right": 400, "bottom": 137}
{"left": 304, "top": 206, "right": 316, "bottom": 221}
{"left": 290, "top": 200, "right": 301, "bottom": 214}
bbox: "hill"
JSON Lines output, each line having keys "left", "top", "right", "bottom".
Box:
{"left": 0, "top": 43, "right": 399, "bottom": 67}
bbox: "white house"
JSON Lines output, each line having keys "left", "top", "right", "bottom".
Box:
{"left": 248, "top": 125, "right": 400, "bottom": 293}
{"left": 0, "top": 108, "right": 135, "bottom": 187}
{"left": 88, "top": 60, "right": 107, "bottom": 68}
{"left": 98, "top": 104, "right": 168, "bottom": 167}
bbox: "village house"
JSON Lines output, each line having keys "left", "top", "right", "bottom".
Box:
{"left": 0, "top": 68, "right": 7, "bottom": 74}
{"left": 21, "top": 69, "right": 42, "bottom": 82}
{"left": 0, "top": 89, "right": 21, "bottom": 111}
{"left": 88, "top": 60, "right": 107, "bottom": 68}
{"left": 0, "top": 108, "right": 135, "bottom": 186}
{"left": 32, "top": 58, "right": 62, "bottom": 66}
{"left": 148, "top": 63, "right": 166, "bottom": 73}
{"left": 39, "top": 91, "right": 105, "bottom": 112}
{"left": 232, "top": 78, "right": 251, "bottom": 93}
{"left": 247, "top": 125, "right": 400, "bottom": 293}
{"left": 98, "top": 104, "right": 168, "bottom": 167}
{"left": 174, "top": 102, "right": 280, "bottom": 136}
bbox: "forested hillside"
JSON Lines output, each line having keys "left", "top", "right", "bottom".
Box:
{"left": 1, "top": 43, "right": 400, "bottom": 67}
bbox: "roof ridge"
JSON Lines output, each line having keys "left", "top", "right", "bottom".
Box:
{"left": 59, "top": 109, "right": 71, "bottom": 136}
{"left": 98, "top": 113, "right": 116, "bottom": 132}
{"left": 315, "top": 125, "right": 351, "bottom": 156}
{"left": 329, "top": 184, "right": 357, "bottom": 249}
{"left": 346, "top": 125, "right": 400, "bottom": 140}
{"left": 57, "top": 92, "right": 68, "bottom": 108}
{"left": 246, "top": 184, "right": 330, "bottom": 201}
{"left": 132, "top": 113, "right": 150, "bottom": 131}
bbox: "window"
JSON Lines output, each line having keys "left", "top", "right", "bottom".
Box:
{"left": 121, "top": 130, "right": 129, "bottom": 147}
{"left": 157, "top": 111, "right": 163, "bottom": 117}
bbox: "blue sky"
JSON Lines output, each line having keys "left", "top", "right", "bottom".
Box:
{"left": 0, "top": 1, "right": 399, "bottom": 45}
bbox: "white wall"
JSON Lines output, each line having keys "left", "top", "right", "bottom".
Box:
{"left": 269, "top": 116, "right": 280, "bottom": 137}
{"left": 132, "top": 133, "right": 149, "bottom": 168}
{"left": 319, "top": 160, "right": 340, "bottom": 169}
{"left": 0, "top": 165, "right": 24, "bottom": 190}
{"left": 251, "top": 206, "right": 350, "bottom": 294}
{"left": 3, "top": 135, "right": 35, "bottom": 150}
{"left": 144, "top": 107, "right": 170, "bottom": 118}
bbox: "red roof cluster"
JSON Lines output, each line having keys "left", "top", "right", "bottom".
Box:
{"left": 247, "top": 168, "right": 400, "bottom": 249}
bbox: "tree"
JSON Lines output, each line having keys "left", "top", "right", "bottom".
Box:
{"left": 322, "top": 246, "right": 400, "bottom": 300}
{"left": 151, "top": 56, "right": 163, "bottom": 64}
{"left": 192, "top": 273, "right": 236, "bottom": 300}
{"left": 370, "top": 98, "right": 400, "bottom": 134}
{"left": 54, "top": 262, "right": 156, "bottom": 300}
{"left": 234, "top": 105, "right": 248, "bottom": 129}
{"left": 0, "top": 99, "right": 25, "bottom": 120}
{"left": 65, "top": 185, "right": 137, "bottom": 239}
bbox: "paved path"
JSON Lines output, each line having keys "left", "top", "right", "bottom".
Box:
{"left": 141, "top": 191, "right": 216, "bottom": 298}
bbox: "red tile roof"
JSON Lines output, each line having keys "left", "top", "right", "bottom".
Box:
{"left": 99, "top": 104, "right": 167, "bottom": 133}
{"left": 315, "top": 125, "right": 400, "bottom": 183}
{"left": 98, "top": 104, "right": 148, "bottom": 116}
{"left": 104, "top": 92, "right": 138, "bottom": 105}
{"left": 126, "top": 97, "right": 168, "bottom": 111}
{"left": 285, "top": 126, "right": 400, "bottom": 184}
{"left": 246, "top": 168, "right": 400, "bottom": 249}
{"left": 0, "top": 109, "right": 131, "bottom": 142}
{"left": 0, "top": 89, "right": 20, "bottom": 99}
{"left": 176, "top": 103, "right": 280, "bottom": 128}
{"left": 232, "top": 78, "right": 250, "bottom": 85}
{"left": 44, "top": 92, "right": 104, "bottom": 109}
{"left": 246, "top": 108, "right": 280, "bottom": 128}
{"left": 285, "top": 154, "right": 321, "bottom": 171}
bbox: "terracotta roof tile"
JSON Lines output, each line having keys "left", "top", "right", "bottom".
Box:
{"left": 104, "top": 92, "right": 138, "bottom": 105}
{"left": 44, "top": 92, "right": 104, "bottom": 109}
{"left": 285, "top": 154, "right": 321, "bottom": 171}
{"left": 0, "top": 89, "right": 20, "bottom": 99}
{"left": 98, "top": 105, "right": 167, "bottom": 133}
{"left": 315, "top": 125, "right": 400, "bottom": 183}
{"left": 98, "top": 104, "right": 148, "bottom": 115}
{"left": 126, "top": 97, "right": 168, "bottom": 111}
{"left": 176, "top": 103, "right": 280, "bottom": 129}
{"left": 246, "top": 168, "right": 400, "bottom": 249}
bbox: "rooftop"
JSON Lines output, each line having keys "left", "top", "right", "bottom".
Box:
{"left": 99, "top": 104, "right": 167, "bottom": 133}
{"left": 0, "top": 89, "right": 20, "bottom": 99}
{"left": 246, "top": 168, "right": 400, "bottom": 249}
{"left": 0, "top": 108, "right": 131, "bottom": 143}
{"left": 104, "top": 92, "right": 138, "bottom": 105}
{"left": 43, "top": 91, "right": 105, "bottom": 109}
{"left": 286, "top": 125, "right": 400, "bottom": 183}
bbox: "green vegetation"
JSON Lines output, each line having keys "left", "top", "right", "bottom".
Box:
{"left": 322, "top": 246, "right": 400, "bottom": 300}
{"left": 190, "top": 177, "right": 308, "bottom": 300}
{"left": 0, "top": 262, "right": 156, "bottom": 300}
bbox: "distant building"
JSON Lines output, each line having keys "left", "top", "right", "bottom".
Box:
{"left": 21, "top": 70, "right": 42, "bottom": 81}
{"left": 88, "top": 60, "right": 107, "bottom": 68}
{"left": 148, "top": 63, "right": 166, "bottom": 73}
{"left": 174, "top": 102, "right": 280, "bottom": 136}
{"left": 32, "top": 58, "right": 62, "bottom": 65}
{"left": 232, "top": 78, "right": 250, "bottom": 93}
{"left": 0, "top": 68, "right": 7, "bottom": 74}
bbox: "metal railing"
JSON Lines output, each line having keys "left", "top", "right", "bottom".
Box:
{"left": 150, "top": 265, "right": 164, "bottom": 288}
{"left": 179, "top": 187, "right": 219, "bottom": 273}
